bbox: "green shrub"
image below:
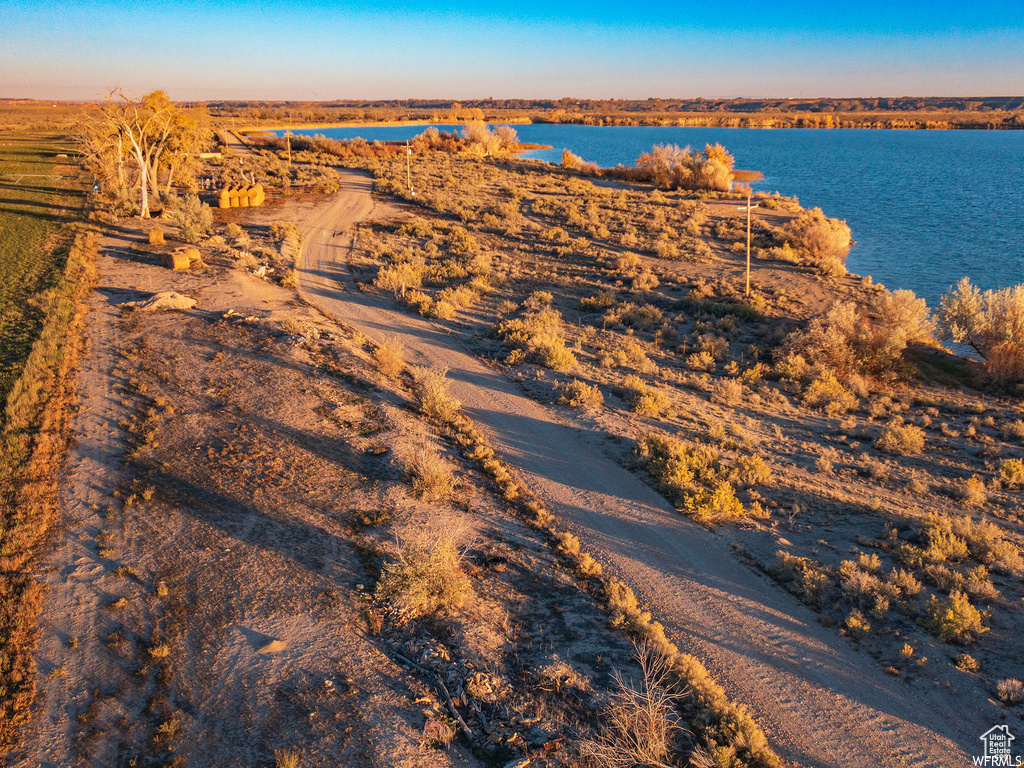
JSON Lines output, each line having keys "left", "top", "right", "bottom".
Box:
{"left": 803, "top": 371, "right": 857, "bottom": 414}
{"left": 921, "top": 589, "right": 987, "bottom": 644}
{"left": 167, "top": 194, "right": 213, "bottom": 244}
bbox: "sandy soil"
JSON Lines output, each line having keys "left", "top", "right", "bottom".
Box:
{"left": 11, "top": 192, "right": 660, "bottom": 767}
{"left": 294, "top": 171, "right": 983, "bottom": 768}
{"left": 10, "top": 223, "right": 489, "bottom": 768}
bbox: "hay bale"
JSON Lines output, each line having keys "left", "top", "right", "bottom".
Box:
{"left": 171, "top": 246, "right": 205, "bottom": 269}
{"left": 149, "top": 226, "right": 165, "bottom": 245}
{"left": 238, "top": 194, "right": 250, "bottom": 207}
{"left": 218, "top": 190, "right": 231, "bottom": 209}
{"left": 162, "top": 250, "right": 190, "bottom": 270}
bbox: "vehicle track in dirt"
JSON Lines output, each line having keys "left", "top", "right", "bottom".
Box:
{"left": 293, "top": 170, "right": 985, "bottom": 768}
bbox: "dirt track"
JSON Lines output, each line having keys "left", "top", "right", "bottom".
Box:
{"left": 295, "top": 171, "right": 983, "bottom": 768}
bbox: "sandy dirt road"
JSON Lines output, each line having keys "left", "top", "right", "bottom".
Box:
{"left": 295, "top": 171, "right": 987, "bottom": 768}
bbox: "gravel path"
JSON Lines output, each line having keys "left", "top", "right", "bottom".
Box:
{"left": 295, "top": 171, "right": 981, "bottom": 768}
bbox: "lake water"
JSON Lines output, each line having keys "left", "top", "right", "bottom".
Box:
{"left": 280, "top": 124, "right": 1024, "bottom": 310}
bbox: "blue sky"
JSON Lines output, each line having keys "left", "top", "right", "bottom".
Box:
{"left": 2, "top": 0, "right": 1022, "bottom": 100}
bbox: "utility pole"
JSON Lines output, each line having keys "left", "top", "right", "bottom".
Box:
{"left": 406, "top": 141, "right": 414, "bottom": 196}
{"left": 284, "top": 130, "right": 292, "bottom": 169}
{"left": 738, "top": 190, "right": 755, "bottom": 298}
{"left": 746, "top": 188, "right": 752, "bottom": 297}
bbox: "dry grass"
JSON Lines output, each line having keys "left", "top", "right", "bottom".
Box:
{"left": 580, "top": 645, "right": 682, "bottom": 768}
{"left": 410, "top": 366, "right": 461, "bottom": 424}
{"left": 996, "top": 678, "right": 1024, "bottom": 706}
{"left": 0, "top": 230, "right": 97, "bottom": 753}
{"left": 400, "top": 446, "right": 455, "bottom": 500}
{"left": 274, "top": 747, "right": 302, "bottom": 768}
{"left": 376, "top": 523, "right": 471, "bottom": 622}
{"left": 372, "top": 335, "right": 405, "bottom": 379}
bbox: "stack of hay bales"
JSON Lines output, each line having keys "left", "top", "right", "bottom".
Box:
{"left": 217, "top": 184, "right": 265, "bottom": 209}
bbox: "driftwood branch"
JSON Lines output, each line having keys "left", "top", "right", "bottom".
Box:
{"left": 385, "top": 646, "right": 474, "bottom": 740}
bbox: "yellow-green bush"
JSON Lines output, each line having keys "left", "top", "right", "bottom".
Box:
{"left": 876, "top": 419, "right": 925, "bottom": 455}
{"left": 921, "top": 589, "right": 988, "bottom": 644}
{"left": 802, "top": 371, "right": 858, "bottom": 414}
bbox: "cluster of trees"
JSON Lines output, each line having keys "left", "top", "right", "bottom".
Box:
{"left": 459, "top": 122, "right": 519, "bottom": 156}
{"left": 79, "top": 90, "right": 211, "bottom": 217}
{"left": 788, "top": 277, "right": 1024, "bottom": 390}
{"left": 623, "top": 143, "right": 735, "bottom": 191}
{"left": 940, "top": 279, "right": 1024, "bottom": 385}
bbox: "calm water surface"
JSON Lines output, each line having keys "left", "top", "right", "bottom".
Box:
{"left": 283, "top": 124, "right": 1024, "bottom": 309}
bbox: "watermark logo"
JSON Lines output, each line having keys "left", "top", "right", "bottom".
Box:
{"left": 974, "top": 725, "right": 1022, "bottom": 767}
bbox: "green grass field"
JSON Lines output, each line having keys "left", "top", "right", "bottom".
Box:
{"left": 0, "top": 133, "right": 87, "bottom": 417}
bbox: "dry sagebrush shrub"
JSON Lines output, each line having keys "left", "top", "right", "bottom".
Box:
{"left": 940, "top": 278, "right": 1024, "bottom": 387}
{"left": 167, "top": 194, "right": 213, "bottom": 244}
{"left": 711, "top": 377, "right": 744, "bottom": 407}
{"left": 372, "top": 335, "right": 405, "bottom": 378}
{"left": 946, "top": 514, "right": 1024, "bottom": 573}
{"left": 635, "top": 433, "right": 767, "bottom": 523}
{"left": 621, "top": 374, "right": 670, "bottom": 417}
{"left": 376, "top": 524, "right": 471, "bottom": 622}
{"left": 400, "top": 446, "right": 455, "bottom": 500}
{"left": 374, "top": 261, "right": 423, "bottom": 295}
{"left": 559, "top": 379, "right": 604, "bottom": 410}
{"left": 493, "top": 309, "right": 577, "bottom": 371}
{"left": 410, "top": 366, "right": 461, "bottom": 424}
{"left": 996, "top": 678, "right": 1024, "bottom": 706}
{"left": 802, "top": 371, "right": 858, "bottom": 414}
{"left": 785, "top": 207, "right": 851, "bottom": 276}
{"left": 998, "top": 458, "right": 1024, "bottom": 488}
{"left": 601, "top": 581, "right": 778, "bottom": 767}
{"left": 786, "top": 291, "right": 932, "bottom": 382}
{"left": 875, "top": 419, "right": 925, "bottom": 455}
{"left": 922, "top": 589, "right": 988, "bottom": 644}
{"left": 580, "top": 646, "right": 682, "bottom": 768}
{"left": 632, "top": 143, "right": 734, "bottom": 191}
{"left": 959, "top": 475, "right": 988, "bottom": 506}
